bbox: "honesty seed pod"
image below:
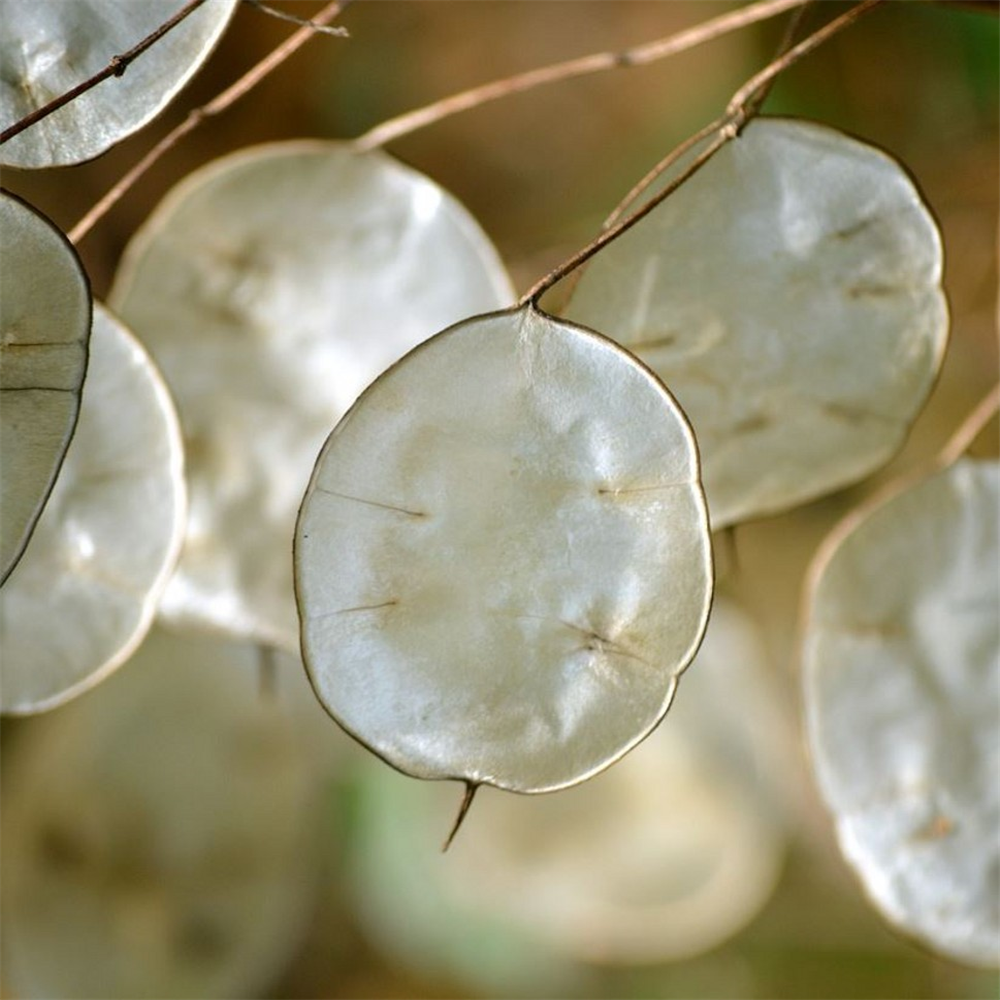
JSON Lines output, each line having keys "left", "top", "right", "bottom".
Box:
{"left": 0, "top": 305, "right": 185, "bottom": 714}
{"left": 565, "top": 117, "right": 948, "bottom": 527}
{"left": 0, "top": 0, "right": 238, "bottom": 168}
{"left": 803, "top": 458, "right": 999, "bottom": 967}
{"left": 110, "top": 141, "right": 514, "bottom": 649}
{"left": 0, "top": 190, "right": 91, "bottom": 586}
{"left": 295, "top": 304, "right": 714, "bottom": 795}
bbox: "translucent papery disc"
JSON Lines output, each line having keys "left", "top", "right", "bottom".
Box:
{"left": 109, "top": 141, "right": 514, "bottom": 649}
{"left": 0, "top": 626, "right": 323, "bottom": 999}
{"left": 0, "top": 305, "right": 185, "bottom": 714}
{"left": 803, "top": 458, "right": 999, "bottom": 967}
{"left": 0, "top": 0, "right": 238, "bottom": 168}
{"left": 564, "top": 117, "right": 948, "bottom": 527}
{"left": 351, "top": 598, "right": 789, "bottom": 985}
{"left": 0, "top": 191, "right": 90, "bottom": 584}
{"left": 295, "top": 305, "right": 713, "bottom": 793}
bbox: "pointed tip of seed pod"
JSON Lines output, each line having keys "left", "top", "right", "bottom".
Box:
{"left": 442, "top": 781, "right": 479, "bottom": 852}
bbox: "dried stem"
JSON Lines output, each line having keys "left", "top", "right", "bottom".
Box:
{"left": 520, "top": 120, "right": 732, "bottom": 306}
{"left": 726, "top": 0, "right": 882, "bottom": 115}
{"left": 520, "top": 0, "right": 883, "bottom": 306}
{"left": 602, "top": 115, "right": 728, "bottom": 230}
{"left": 0, "top": 0, "right": 210, "bottom": 146}
{"left": 939, "top": 383, "right": 1000, "bottom": 467}
{"left": 70, "top": 0, "right": 350, "bottom": 244}
{"left": 353, "top": 0, "right": 808, "bottom": 152}
{"left": 442, "top": 781, "right": 479, "bottom": 852}
{"left": 603, "top": 2, "right": 812, "bottom": 230}
{"left": 742, "top": 0, "right": 814, "bottom": 122}
{"left": 244, "top": 0, "right": 348, "bottom": 37}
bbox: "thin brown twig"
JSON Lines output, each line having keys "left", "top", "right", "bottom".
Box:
{"left": 520, "top": 122, "right": 732, "bottom": 306}
{"left": 602, "top": 2, "right": 812, "bottom": 231}
{"left": 519, "top": 0, "right": 884, "bottom": 306}
{"left": 0, "top": 0, "right": 210, "bottom": 146}
{"left": 244, "top": 0, "right": 348, "bottom": 37}
{"left": 602, "top": 115, "right": 727, "bottom": 230}
{"left": 69, "top": 0, "right": 350, "bottom": 245}
{"left": 742, "top": 0, "right": 814, "bottom": 121}
{"left": 353, "top": 0, "right": 808, "bottom": 152}
{"left": 939, "top": 383, "right": 1000, "bottom": 467}
{"left": 726, "top": 0, "right": 882, "bottom": 116}
{"left": 993, "top": 212, "right": 1000, "bottom": 351}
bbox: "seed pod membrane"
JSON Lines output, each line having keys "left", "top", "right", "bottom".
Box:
{"left": 295, "top": 305, "right": 713, "bottom": 793}
{"left": 0, "top": 191, "right": 91, "bottom": 585}
{"left": 0, "top": 305, "right": 185, "bottom": 714}
{"left": 110, "top": 141, "right": 514, "bottom": 648}
{"left": 803, "top": 458, "right": 999, "bottom": 967}
{"left": 564, "top": 117, "right": 948, "bottom": 527}
{"left": 0, "top": 0, "right": 238, "bottom": 168}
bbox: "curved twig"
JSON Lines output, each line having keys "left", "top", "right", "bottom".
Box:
{"left": 244, "top": 0, "right": 348, "bottom": 37}
{"left": 940, "top": 383, "right": 1000, "bottom": 467}
{"left": 70, "top": 0, "right": 351, "bottom": 244}
{"left": 519, "top": 0, "right": 884, "bottom": 306}
{"left": 353, "top": 0, "right": 808, "bottom": 152}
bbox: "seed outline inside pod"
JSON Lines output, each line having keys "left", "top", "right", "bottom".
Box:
{"left": 295, "top": 304, "right": 714, "bottom": 794}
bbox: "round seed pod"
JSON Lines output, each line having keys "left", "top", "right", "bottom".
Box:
{"left": 0, "top": 0, "right": 238, "bottom": 168}
{"left": 803, "top": 458, "right": 999, "bottom": 967}
{"left": 0, "top": 306, "right": 185, "bottom": 714}
{"left": 0, "top": 626, "right": 325, "bottom": 999}
{"left": 0, "top": 304, "right": 185, "bottom": 714}
{"left": 564, "top": 117, "right": 948, "bottom": 527}
{"left": 295, "top": 304, "right": 713, "bottom": 793}
{"left": 348, "top": 599, "right": 790, "bottom": 991}
{"left": 0, "top": 190, "right": 91, "bottom": 584}
{"left": 110, "top": 141, "right": 514, "bottom": 649}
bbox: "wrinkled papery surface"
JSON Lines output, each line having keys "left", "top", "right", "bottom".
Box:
{"left": 0, "top": 626, "right": 321, "bottom": 999}
{"left": 803, "top": 459, "right": 999, "bottom": 966}
{"left": 564, "top": 117, "right": 947, "bottom": 527}
{"left": 353, "top": 598, "right": 788, "bottom": 982}
{"left": 459, "top": 599, "right": 790, "bottom": 963}
{"left": 0, "top": 0, "right": 237, "bottom": 168}
{"left": 0, "top": 306, "right": 185, "bottom": 714}
{"left": 0, "top": 191, "right": 91, "bottom": 585}
{"left": 295, "top": 306, "right": 713, "bottom": 792}
{"left": 110, "top": 142, "right": 514, "bottom": 649}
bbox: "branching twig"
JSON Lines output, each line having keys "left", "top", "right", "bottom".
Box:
{"left": 519, "top": 0, "right": 883, "bottom": 306}
{"left": 603, "top": 2, "right": 812, "bottom": 230}
{"left": 742, "top": 0, "right": 813, "bottom": 123}
{"left": 519, "top": 119, "right": 732, "bottom": 306}
{"left": 353, "top": 0, "right": 808, "bottom": 152}
{"left": 244, "top": 0, "right": 348, "bottom": 37}
{"left": 601, "top": 115, "right": 729, "bottom": 231}
{"left": 0, "top": 0, "right": 210, "bottom": 146}
{"left": 725, "top": 0, "right": 881, "bottom": 115}
{"left": 70, "top": 0, "right": 350, "bottom": 244}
